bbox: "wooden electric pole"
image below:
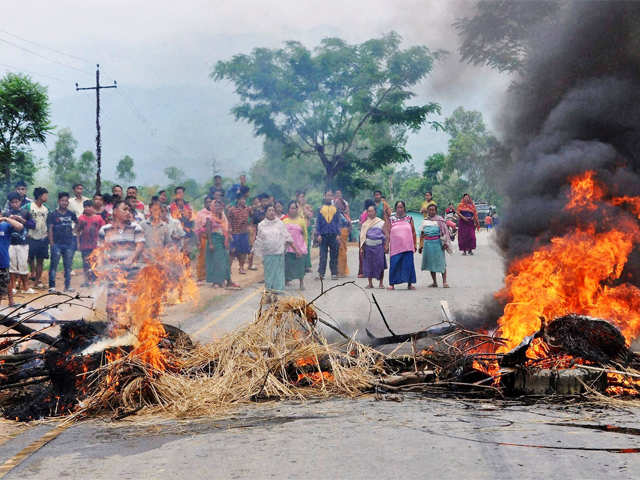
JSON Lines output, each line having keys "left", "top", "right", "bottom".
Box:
{"left": 75, "top": 64, "right": 117, "bottom": 194}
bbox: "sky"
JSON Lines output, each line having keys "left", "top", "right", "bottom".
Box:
{"left": 2, "top": 0, "right": 512, "bottom": 185}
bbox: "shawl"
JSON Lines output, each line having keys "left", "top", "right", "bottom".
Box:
{"left": 194, "top": 208, "right": 214, "bottom": 235}
{"left": 360, "top": 217, "right": 384, "bottom": 246}
{"left": 319, "top": 204, "right": 337, "bottom": 224}
{"left": 421, "top": 214, "right": 451, "bottom": 251}
{"left": 208, "top": 212, "right": 229, "bottom": 241}
{"left": 457, "top": 198, "right": 479, "bottom": 225}
{"left": 253, "top": 217, "right": 293, "bottom": 257}
{"left": 281, "top": 214, "right": 308, "bottom": 245}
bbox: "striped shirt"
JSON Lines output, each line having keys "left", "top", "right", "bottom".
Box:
{"left": 227, "top": 205, "right": 250, "bottom": 234}
{"left": 98, "top": 222, "right": 145, "bottom": 264}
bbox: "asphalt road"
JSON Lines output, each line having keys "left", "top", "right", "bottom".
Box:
{"left": 2, "top": 231, "right": 640, "bottom": 479}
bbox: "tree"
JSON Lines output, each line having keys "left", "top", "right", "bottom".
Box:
{"left": 164, "top": 166, "right": 185, "bottom": 184}
{"left": 455, "top": 0, "right": 560, "bottom": 73}
{"left": 0, "top": 73, "right": 51, "bottom": 192}
{"left": 213, "top": 32, "right": 442, "bottom": 189}
{"left": 116, "top": 155, "right": 136, "bottom": 184}
{"left": 48, "top": 129, "right": 97, "bottom": 190}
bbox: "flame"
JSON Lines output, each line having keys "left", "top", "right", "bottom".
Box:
{"left": 495, "top": 171, "right": 640, "bottom": 352}
{"left": 90, "top": 244, "right": 198, "bottom": 371}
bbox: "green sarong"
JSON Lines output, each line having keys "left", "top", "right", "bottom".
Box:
{"left": 285, "top": 252, "right": 306, "bottom": 282}
{"left": 421, "top": 225, "right": 446, "bottom": 273}
{"left": 206, "top": 232, "right": 231, "bottom": 285}
{"left": 263, "top": 254, "right": 285, "bottom": 291}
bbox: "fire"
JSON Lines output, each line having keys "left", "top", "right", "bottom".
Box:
{"left": 91, "top": 245, "right": 198, "bottom": 371}
{"left": 495, "top": 171, "right": 640, "bottom": 352}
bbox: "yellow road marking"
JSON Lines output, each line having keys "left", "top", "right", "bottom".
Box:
{"left": 192, "top": 288, "right": 262, "bottom": 338}
{"left": 0, "top": 422, "right": 71, "bottom": 478}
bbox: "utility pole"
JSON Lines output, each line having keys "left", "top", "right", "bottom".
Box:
{"left": 75, "top": 64, "right": 117, "bottom": 193}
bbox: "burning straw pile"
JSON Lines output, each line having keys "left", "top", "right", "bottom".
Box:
{"left": 70, "top": 296, "right": 380, "bottom": 420}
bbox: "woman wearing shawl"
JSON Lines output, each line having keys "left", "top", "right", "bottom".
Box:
{"left": 358, "top": 199, "right": 376, "bottom": 278}
{"left": 456, "top": 193, "right": 479, "bottom": 255}
{"left": 360, "top": 205, "right": 386, "bottom": 289}
{"left": 334, "top": 194, "right": 351, "bottom": 277}
{"left": 253, "top": 205, "right": 301, "bottom": 292}
{"left": 419, "top": 204, "right": 451, "bottom": 288}
{"left": 194, "top": 196, "right": 213, "bottom": 284}
{"left": 282, "top": 201, "right": 308, "bottom": 290}
{"left": 205, "top": 200, "right": 240, "bottom": 289}
{"left": 386, "top": 201, "right": 417, "bottom": 290}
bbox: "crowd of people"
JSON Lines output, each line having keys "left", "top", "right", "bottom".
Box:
{"left": 0, "top": 174, "right": 491, "bottom": 305}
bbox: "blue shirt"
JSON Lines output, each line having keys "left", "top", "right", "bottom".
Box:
{"left": 0, "top": 222, "right": 14, "bottom": 269}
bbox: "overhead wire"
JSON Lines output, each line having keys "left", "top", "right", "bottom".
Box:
{"left": 0, "top": 63, "right": 67, "bottom": 83}
{"left": 0, "top": 37, "right": 93, "bottom": 77}
{"left": 0, "top": 29, "right": 92, "bottom": 65}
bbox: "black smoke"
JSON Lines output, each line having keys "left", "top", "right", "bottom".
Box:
{"left": 459, "top": 1, "right": 640, "bottom": 329}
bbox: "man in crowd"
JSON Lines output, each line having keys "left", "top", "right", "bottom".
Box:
{"left": 316, "top": 190, "right": 341, "bottom": 280}
{"left": 4, "top": 192, "right": 35, "bottom": 294}
{"left": 26, "top": 187, "right": 49, "bottom": 289}
{"left": 112, "top": 185, "right": 124, "bottom": 201}
{"left": 226, "top": 175, "right": 250, "bottom": 206}
{"left": 47, "top": 192, "right": 77, "bottom": 292}
{"left": 3, "top": 181, "right": 31, "bottom": 211}
{"left": 126, "top": 195, "right": 146, "bottom": 223}
{"left": 92, "top": 193, "right": 110, "bottom": 223}
{"left": 169, "top": 186, "right": 194, "bottom": 246}
{"left": 0, "top": 213, "right": 25, "bottom": 306}
{"left": 209, "top": 175, "right": 225, "bottom": 200}
{"left": 68, "top": 183, "right": 89, "bottom": 218}
{"left": 157, "top": 190, "right": 169, "bottom": 207}
{"left": 141, "top": 200, "right": 172, "bottom": 251}
{"left": 126, "top": 186, "right": 146, "bottom": 215}
{"left": 227, "top": 196, "right": 251, "bottom": 274}
{"left": 75, "top": 200, "right": 105, "bottom": 287}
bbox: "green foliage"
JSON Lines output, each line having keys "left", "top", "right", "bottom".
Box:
{"left": 455, "top": 0, "right": 560, "bottom": 73}
{"left": 116, "top": 155, "right": 136, "bottom": 184}
{"left": 164, "top": 166, "right": 185, "bottom": 184}
{"left": 48, "top": 129, "right": 98, "bottom": 191}
{"left": 213, "top": 32, "right": 441, "bottom": 188}
{"left": 0, "top": 73, "right": 51, "bottom": 192}
{"left": 249, "top": 139, "right": 325, "bottom": 203}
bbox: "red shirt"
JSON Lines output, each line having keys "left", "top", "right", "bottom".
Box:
{"left": 77, "top": 214, "right": 106, "bottom": 251}
{"left": 227, "top": 205, "right": 250, "bottom": 234}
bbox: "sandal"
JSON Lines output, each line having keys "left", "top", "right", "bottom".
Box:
{"left": 429, "top": 283, "right": 438, "bottom": 288}
{"left": 365, "top": 285, "right": 374, "bottom": 289}
{"left": 443, "top": 283, "right": 450, "bottom": 288}
{"left": 248, "top": 266, "right": 258, "bottom": 271}
{"left": 239, "top": 269, "right": 247, "bottom": 275}
{"left": 408, "top": 285, "right": 416, "bottom": 290}
{"left": 387, "top": 286, "right": 395, "bottom": 290}
{"left": 226, "top": 283, "right": 242, "bottom": 290}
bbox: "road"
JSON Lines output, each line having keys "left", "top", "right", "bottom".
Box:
{"left": 2, "top": 230, "right": 640, "bottom": 479}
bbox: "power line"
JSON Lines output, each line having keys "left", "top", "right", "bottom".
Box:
{"left": 0, "top": 29, "right": 92, "bottom": 65}
{"left": 0, "top": 37, "right": 93, "bottom": 77}
{"left": 0, "top": 63, "right": 66, "bottom": 82}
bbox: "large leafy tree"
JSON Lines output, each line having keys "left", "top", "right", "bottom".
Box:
{"left": 116, "top": 155, "right": 136, "bottom": 184}
{"left": 213, "top": 32, "right": 442, "bottom": 188}
{"left": 0, "top": 73, "right": 51, "bottom": 192}
{"left": 455, "top": 0, "right": 560, "bottom": 73}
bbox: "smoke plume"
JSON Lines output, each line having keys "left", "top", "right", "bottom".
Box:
{"left": 460, "top": 1, "right": 640, "bottom": 328}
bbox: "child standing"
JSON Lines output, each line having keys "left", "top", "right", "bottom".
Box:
{"left": 75, "top": 200, "right": 105, "bottom": 287}
{"left": 47, "top": 192, "right": 78, "bottom": 292}
{"left": 0, "top": 214, "right": 25, "bottom": 306}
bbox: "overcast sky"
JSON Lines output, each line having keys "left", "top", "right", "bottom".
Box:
{"left": 3, "top": 0, "right": 511, "bottom": 184}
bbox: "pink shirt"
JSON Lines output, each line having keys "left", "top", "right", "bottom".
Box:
{"left": 389, "top": 215, "right": 415, "bottom": 257}
{"left": 285, "top": 223, "right": 308, "bottom": 255}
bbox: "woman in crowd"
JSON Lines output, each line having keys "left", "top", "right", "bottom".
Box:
{"left": 386, "top": 200, "right": 417, "bottom": 290}
{"left": 456, "top": 193, "right": 479, "bottom": 255}
{"left": 360, "top": 204, "right": 386, "bottom": 289}
{"left": 419, "top": 204, "right": 451, "bottom": 288}
{"left": 205, "top": 199, "right": 240, "bottom": 289}
{"left": 274, "top": 200, "right": 285, "bottom": 219}
{"left": 194, "top": 196, "right": 213, "bottom": 284}
{"left": 282, "top": 201, "right": 308, "bottom": 290}
{"left": 358, "top": 199, "right": 375, "bottom": 277}
{"left": 253, "top": 205, "right": 301, "bottom": 292}
{"left": 334, "top": 195, "right": 350, "bottom": 277}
